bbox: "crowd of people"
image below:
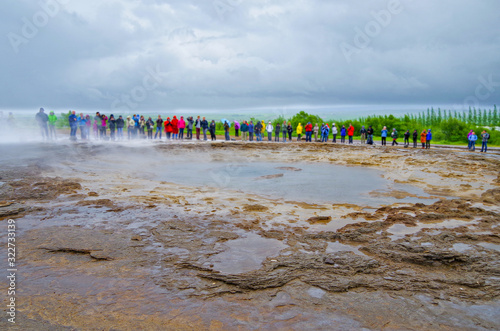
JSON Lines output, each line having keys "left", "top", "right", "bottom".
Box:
{"left": 32, "top": 108, "right": 492, "bottom": 152}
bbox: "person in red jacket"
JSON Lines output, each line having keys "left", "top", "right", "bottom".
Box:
{"left": 305, "top": 122, "right": 313, "bottom": 142}
{"left": 347, "top": 123, "right": 355, "bottom": 144}
{"left": 171, "top": 116, "right": 179, "bottom": 139}
{"left": 164, "top": 117, "right": 173, "bottom": 140}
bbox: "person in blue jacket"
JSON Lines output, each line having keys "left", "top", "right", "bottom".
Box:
{"left": 68, "top": 110, "right": 78, "bottom": 140}
{"left": 249, "top": 121, "right": 254, "bottom": 141}
{"left": 381, "top": 126, "right": 388, "bottom": 146}
{"left": 340, "top": 125, "right": 347, "bottom": 143}
{"left": 77, "top": 112, "right": 87, "bottom": 140}
{"left": 468, "top": 131, "right": 478, "bottom": 151}
{"left": 426, "top": 129, "right": 432, "bottom": 149}
{"left": 321, "top": 124, "right": 330, "bottom": 142}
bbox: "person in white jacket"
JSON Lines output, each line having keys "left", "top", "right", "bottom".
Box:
{"left": 266, "top": 121, "right": 273, "bottom": 141}
{"left": 331, "top": 123, "right": 338, "bottom": 143}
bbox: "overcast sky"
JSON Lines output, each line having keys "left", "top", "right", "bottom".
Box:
{"left": 2, "top": 0, "right": 499, "bottom": 114}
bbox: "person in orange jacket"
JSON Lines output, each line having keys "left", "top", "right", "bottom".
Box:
{"left": 347, "top": 123, "right": 355, "bottom": 144}
{"left": 164, "top": 117, "right": 173, "bottom": 140}
{"left": 420, "top": 130, "right": 427, "bottom": 149}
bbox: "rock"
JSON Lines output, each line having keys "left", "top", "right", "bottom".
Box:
{"left": 307, "top": 216, "right": 332, "bottom": 224}
{"left": 0, "top": 203, "right": 25, "bottom": 217}
{"left": 255, "top": 174, "right": 284, "bottom": 180}
{"left": 481, "top": 188, "right": 500, "bottom": 204}
{"left": 243, "top": 204, "right": 269, "bottom": 212}
{"left": 276, "top": 167, "right": 302, "bottom": 171}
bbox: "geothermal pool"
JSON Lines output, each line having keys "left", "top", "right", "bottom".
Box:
{"left": 0, "top": 141, "right": 437, "bottom": 207}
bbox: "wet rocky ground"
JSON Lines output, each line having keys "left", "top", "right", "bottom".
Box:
{"left": 0, "top": 141, "right": 499, "bottom": 330}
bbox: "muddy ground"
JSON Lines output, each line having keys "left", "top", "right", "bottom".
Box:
{"left": 0, "top": 141, "right": 499, "bottom": 330}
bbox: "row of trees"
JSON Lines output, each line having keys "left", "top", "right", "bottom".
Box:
{"left": 412, "top": 106, "right": 499, "bottom": 127}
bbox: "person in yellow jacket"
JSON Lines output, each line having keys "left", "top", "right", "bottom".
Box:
{"left": 296, "top": 123, "right": 303, "bottom": 141}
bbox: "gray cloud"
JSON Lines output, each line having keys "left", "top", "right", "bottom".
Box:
{"left": 1, "top": 0, "right": 499, "bottom": 113}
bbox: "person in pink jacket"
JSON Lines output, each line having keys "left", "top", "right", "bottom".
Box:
{"left": 178, "top": 116, "right": 186, "bottom": 140}
{"left": 100, "top": 114, "right": 108, "bottom": 139}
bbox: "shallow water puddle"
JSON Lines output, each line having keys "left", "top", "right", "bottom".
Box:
{"left": 155, "top": 161, "right": 436, "bottom": 206}
{"left": 452, "top": 243, "right": 473, "bottom": 253}
{"left": 387, "top": 219, "right": 477, "bottom": 240}
{"left": 209, "top": 233, "right": 288, "bottom": 274}
{"left": 478, "top": 242, "right": 500, "bottom": 252}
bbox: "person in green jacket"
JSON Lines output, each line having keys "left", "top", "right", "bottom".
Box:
{"left": 48, "top": 111, "right": 57, "bottom": 140}
{"left": 391, "top": 128, "right": 398, "bottom": 146}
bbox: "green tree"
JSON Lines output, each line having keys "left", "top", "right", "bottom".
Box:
{"left": 493, "top": 105, "right": 498, "bottom": 126}
{"left": 440, "top": 118, "right": 468, "bottom": 142}
{"left": 289, "top": 111, "right": 323, "bottom": 132}
{"left": 468, "top": 107, "right": 473, "bottom": 124}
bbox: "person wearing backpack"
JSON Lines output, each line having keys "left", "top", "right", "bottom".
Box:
{"left": 480, "top": 130, "right": 490, "bottom": 152}
{"left": 366, "top": 126, "right": 374, "bottom": 145}
{"left": 412, "top": 130, "right": 418, "bottom": 148}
